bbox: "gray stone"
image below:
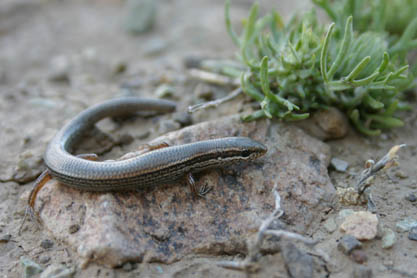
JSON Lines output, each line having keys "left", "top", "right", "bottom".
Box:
{"left": 48, "top": 55, "right": 70, "bottom": 82}
{"left": 40, "top": 239, "right": 54, "bottom": 249}
{"left": 124, "top": 0, "right": 156, "bottom": 34}
{"left": 338, "top": 235, "right": 362, "bottom": 255}
{"left": 352, "top": 265, "right": 373, "bottom": 278}
{"left": 172, "top": 112, "right": 192, "bottom": 127}
{"left": 0, "top": 233, "right": 11, "bottom": 243}
{"left": 143, "top": 38, "right": 168, "bottom": 56}
{"left": 40, "top": 264, "right": 75, "bottom": 278}
{"left": 337, "top": 209, "right": 355, "bottom": 222}
{"left": 20, "top": 257, "right": 43, "bottom": 278}
{"left": 405, "top": 193, "right": 416, "bottom": 202}
{"left": 35, "top": 117, "right": 335, "bottom": 267}
{"left": 381, "top": 228, "right": 396, "bottom": 249}
{"left": 155, "top": 84, "right": 176, "bottom": 99}
{"left": 330, "top": 158, "right": 349, "bottom": 172}
{"left": 323, "top": 217, "right": 337, "bottom": 233}
{"left": 39, "top": 256, "right": 51, "bottom": 264}
{"left": 281, "top": 242, "right": 313, "bottom": 278}
{"left": 408, "top": 227, "right": 417, "bottom": 241}
{"left": 396, "top": 217, "right": 417, "bottom": 232}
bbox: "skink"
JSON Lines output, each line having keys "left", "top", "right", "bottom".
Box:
{"left": 26, "top": 97, "right": 267, "bottom": 221}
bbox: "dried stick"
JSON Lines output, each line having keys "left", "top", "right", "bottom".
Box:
{"left": 188, "top": 87, "right": 242, "bottom": 113}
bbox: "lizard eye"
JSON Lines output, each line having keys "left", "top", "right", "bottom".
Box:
{"left": 241, "top": 150, "right": 252, "bottom": 158}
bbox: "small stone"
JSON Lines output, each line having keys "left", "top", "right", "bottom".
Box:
{"left": 122, "top": 262, "right": 133, "bottom": 271}
{"left": 340, "top": 211, "right": 378, "bottom": 240}
{"left": 350, "top": 249, "right": 368, "bottom": 264}
{"left": 337, "top": 187, "right": 365, "bottom": 206}
{"left": 408, "top": 227, "right": 417, "bottom": 241}
{"left": 41, "top": 239, "right": 54, "bottom": 249}
{"left": 112, "top": 60, "right": 127, "bottom": 75}
{"left": 20, "top": 257, "right": 44, "bottom": 278}
{"left": 396, "top": 217, "right": 417, "bottom": 232}
{"left": 381, "top": 228, "right": 396, "bottom": 249}
{"left": 338, "top": 235, "right": 362, "bottom": 255}
{"left": 338, "top": 209, "right": 355, "bottom": 220}
{"left": 143, "top": 38, "right": 168, "bottom": 56}
{"left": 39, "top": 256, "right": 51, "bottom": 264}
{"left": 68, "top": 224, "right": 80, "bottom": 234}
{"left": 155, "top": 84, "right": 176, "bottom": 99}
{"left": 405, "top": 193, "right": 417, "bottom": 202}
{"left": 323, "top": 217, "right": 337, "bottom": 233}
{"left": 0, "top": 234, "right": 11, "bottom": 243}
{"left": 193, "top": 83, "right": 214, "bottom": 100}
{"left": 158, "top": 119, "right": 180, "bottom": 134}
{"left": 395, "top": 170, "right": 408, "bottom": 179}
{"left": 281, "top": 242, "right": 313, "bottom": 278}
{"left": 330, "top": 158, "right": 349, "bottom": 172}
{"left": 352, "top": 265, "right": 373, "bottom": 278}
{"left": 40, "top": 264, "right": 75, "bottom": 278}
{"left": 172, "top": 112, "right": 192, "bottom": 127}
{"left": 124, "top": 0, "right": 156, "bottom": 34}
{"left": 48, "top": 55, "right": 70, "bottom": 82}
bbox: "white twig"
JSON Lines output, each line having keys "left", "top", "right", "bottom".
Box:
{"left": 188, "top": 68, "right": 240, "bottom": 86}
{"left": 188, "top": 87, "right": 242, "bottom": 113}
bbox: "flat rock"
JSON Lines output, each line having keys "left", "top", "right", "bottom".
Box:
{"left": 340, "top": 211, "right": 378, "bottom": 240}
{"left": 35, "top": 116, "right": 334, "bottom": 267}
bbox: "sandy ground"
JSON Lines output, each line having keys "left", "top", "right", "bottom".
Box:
{"left": 0, "top": 0, "right": 416, "bottom": 277}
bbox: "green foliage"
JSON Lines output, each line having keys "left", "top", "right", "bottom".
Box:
{"left": 224, "top": 0, "right": 416, "bottom": 135}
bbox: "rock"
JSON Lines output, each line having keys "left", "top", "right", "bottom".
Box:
{"left": 36, "top": 116, "right": 334, "bottom": 267}
{"left": 48, "top": 55, "right": 71, "bottom": 82}
{"left": 408, "top": 227, "right": 417, "bottom": 241}
{"left": 193, "top": 83, "right": 214, "bottom": 100}
{"left": 20, "top": 257, "right": 43, "bottom": 278}
{"left": 155, "top": 84, "right": 176, "bottom": 99}
{"left": 40, "top": 239, "right": 54, "bottom": 249}
{"left": 124, "top": 0, "right": 156, "bottom": 34}
{"left": 172, "top": 112, "right": 192, "bottom": 127}
{"left": 338, "top": 209, "right": 355, "bottom": 220}
{"left": 405, "top": 193, "right": 416, "bottom": 202}
{"left": 396, "top": 217, "right": 417, "bottom": 232}
{"left": 143, "top": 38, "right": 168, "bottom": 56}
{"left": 323, "top": 217, "right": 337, "bottom": 233}
{"left": 292, "top": 108, "right": 349, "bottom": 140}
{"left": 336, "top": 187, "right": 366, "bottom": 206}
{"left": 39, "top": 256, "right": 51, "bottom": 264}
{"left": 338, "top": 235, "right": 362, "bottom": 255}
{"left": 381, "top": 228, "right": 396, "bottom": 249}
{"left": 350, "top": 249, "right": 367, "bottom": 264}
{"left": 0, "top": 233, "right": 11, "bottom": 243}
{"left": 68, "top": 224, "right": 80, "bottom": 234}
{"left": 330, "top": 158, "right": 349, "bottom": 172}
{"left": 395, "top": 170, "right": 408, "bottom": 179}
{"left": 340, "top": 211, "right": 378, "bottom": 240}
{"left": 39, "top": 264, "right": 75, "bottom": 278}
{"left": 281, "top": 242, "right": 313, "bottom": 278}
{"left": 352, "top": 265, "right": 373, "bottom": 278}
{"left": 157, "top": 119, "right": 181, "bottom": 134}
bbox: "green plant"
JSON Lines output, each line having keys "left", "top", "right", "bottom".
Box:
{"left": 223, "top": 0, "right": 415, "bottom": 135}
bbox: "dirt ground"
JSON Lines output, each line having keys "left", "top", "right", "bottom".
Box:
{"left": 0, "top": 0, "right": 416, "bottom": 277}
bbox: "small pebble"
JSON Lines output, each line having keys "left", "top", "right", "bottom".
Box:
{"left": 20, "top": 257, "right": 44, "bottom": 278}
{"left": 395, "top": 170, "right": 408, "bottom": 179}
{"left": 124, "top": 0, "right": 156, "bottom": 34}
{"left": 338, "top": 235, "right": 362, "bottom": 255}
{"left": 39, "top": 256, "right": 51, "bottom": 264}
{"left": 0, "top": 234, "right": 11, "bottom": 243}
{"left": 330, "top": 158, "right": 349, "bottom": 172}
{"left": 155, "top": 84, "right": 176, "bottom": 99}
{"left": 350, "top": 249, "right": 368, "bottom": 264}
{"left": 48, "top": 55, "right": 70, "bottom": 82}
{"left": 39, "top": 264, "right": 75, "bottom": 278}
{"left": 396, "top": 217, "right": 417, "bottom": 232}
{"left": 41, "top": 239, "right": 54, "bottom": 249}
{"left": 352, "top": 265, "right": 373, "bottom": 278}
{"left": 122, "top": 262, "right": 133, "bottom": 271}
{"left": 68, "top": 224, "right": 80, "bottom": 234}
{"left": 408, "top": 227, "right": 417, "bottom": 241}
{"left": 405, "top": 193, "right": 417, "bottom": 202}
{"left": 340, "top": 211, "right": 379, "bottom": 240}
{"left": 323, "top": 217, "right": 337, "bottom": 233}
{"left": 381, "top": 228, "right": 396, "bottom": 249}
{"left": 193, "top": 83, "right": 214, "bottom": 100}
{"left": 143, "top": 38, "right": 168, "bottom": 56}
{"left": 172, "top": 112, "right": 192, "bottom": 127}
{"left": 158, "top": 119, "right": 180, "bottom": 134}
